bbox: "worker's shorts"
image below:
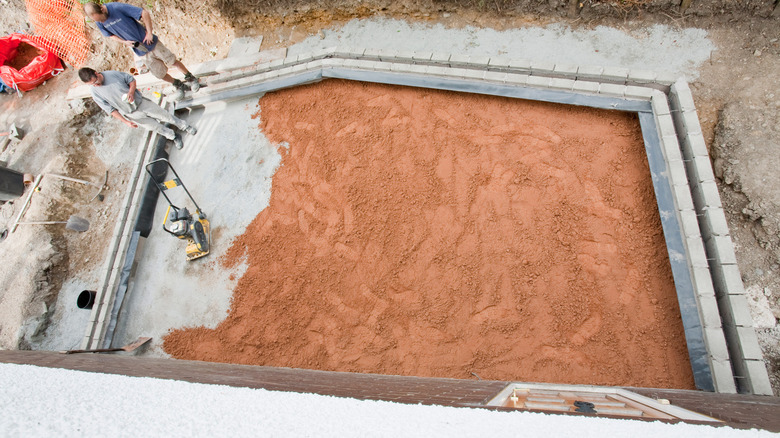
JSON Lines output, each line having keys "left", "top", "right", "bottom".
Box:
{"left": 134, "top": 41, "right": 178, "bottom": 79}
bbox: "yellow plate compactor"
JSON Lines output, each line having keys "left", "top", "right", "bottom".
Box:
{"left": 145, "top": 158, "right": 210, "bottom": 261}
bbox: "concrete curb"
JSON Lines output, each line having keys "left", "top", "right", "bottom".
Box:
{"left": 80, "top": 98, "right": 168, "bottom": 350}
{"left": 668, "top": 81, "right": 772, "bottom": 396}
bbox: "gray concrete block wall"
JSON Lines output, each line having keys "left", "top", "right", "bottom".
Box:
{"left": 669, "top": 81, "right": 773, "bottom": 395}
{"left": 653, "top": 91, "right": 736, "bottom": 393}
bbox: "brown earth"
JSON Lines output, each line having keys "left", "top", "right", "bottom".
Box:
{"left": 164, "top": 79, "right": 695, "bottom": 389}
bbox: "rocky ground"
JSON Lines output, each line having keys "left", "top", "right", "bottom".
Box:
{"left": 0, "top": 0, "right": 778, "bottom": 394}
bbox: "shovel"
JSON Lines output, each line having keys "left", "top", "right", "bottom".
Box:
{"left": 60, "top": 337, "right": 152, "bottom": 354}
{"left": 16, "top": 215, "right": 90, "bottom": 232}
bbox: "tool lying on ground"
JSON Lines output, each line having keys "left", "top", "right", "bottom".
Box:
{"left": 60, "top": 336, "right": 152, "bottom": 354}
{"left": 48, "top": 171, "right": 109, "bottom": 202}
{"left": 0, "top": 123, "right": 24, "bottom": 152}
{"left": 145, "top": 158, "right": 210, "bottom": 261}
{"left": 16, "top": 214, "right": 89, "bottom": 232}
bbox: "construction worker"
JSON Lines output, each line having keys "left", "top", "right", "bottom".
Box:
{"left": 79, "top": 68, "right": 196, "bottom": 149}
{"left": 83, "top": 1, "right": 199, "bottom": 97}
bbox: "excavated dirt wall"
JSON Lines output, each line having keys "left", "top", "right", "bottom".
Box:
{"left": 164, "top": 80, "right": 696, "bottom": 389}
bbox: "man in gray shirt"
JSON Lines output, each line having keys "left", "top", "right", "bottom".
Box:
{"left": 78, "top": 67, "right": 196, "bottom": 149}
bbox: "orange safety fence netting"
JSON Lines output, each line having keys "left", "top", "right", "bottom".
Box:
{"left": 24, "top": 0, "right": 91, "bottom": 67}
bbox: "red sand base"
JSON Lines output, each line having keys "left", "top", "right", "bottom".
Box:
{"left": 164, "top": 79, "right": 695, "bottom": 389}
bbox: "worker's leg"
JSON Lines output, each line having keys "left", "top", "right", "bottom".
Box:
{"left": 135, "top": 98, "right": 190, "bottom": 131}
{"left": 125, "top": 112, "right": 176, "bottom": 140}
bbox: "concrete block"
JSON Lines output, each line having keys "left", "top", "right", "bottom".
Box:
{"left": 651, "top": 92, "right": 671, "bottom": 116}
{"left": 488, "top": 56, "right": 512, "bottom": 68}
{"left": 395, "top": 50, "right": 416, "bottom": 62}
{"left": 469, "top": 55, "right": 491, "bottom": 66}
{"left": 661, "top": 134, "right": 683, "bottom": 162}
{"left": 572, "top": 80, "right": 599, "bottom": 94}
{"left": 671, "top": 80, "right": 696, "bottom": 112}
{"left": 377, "top": 49, "right": 398, "bottom": 62}
{"left": 686, "top": 236, "right": 709, "bottom": 269}
{"left": 667, "top": 159, "right": 689, "bottom": 187}
{"left": 505, "top": 73, "right": 529, "bottom": 86}
{"left": 705, "top": 234, "right": 738, "bottom": 265}
{"left": 508, "top": 58, "right": 532, "bottom": 70}
{"left": 281, "top": 56, "right": 298, "bottom": 66}
{"left": 277, "top": 67, "right": 297, "bottom": 78}
{"left": 449, "top": 54, "right": 470, "bottom": 66}
{"left": 549, "top": 78, "right": 575, "bottom": 91}
{"left": 681, "top": 132, "right": 709, "bottom": 159}
{"left": 362, "top": 48, "right": 382, "bottom": 59}
{"left": 685, "top": 156, "right": 715, "bottom": 185}
{"left": 529, "top": 60, "right": 555, "bottom": 74}
{"left": 576, "top": 65, "right": 603, "bottom": 80}
{"left": 461, "top": 69, "right": 485, "bottom": 80}
{"left": 624, "top": 85, "right": 654, "bottom": 99}
{"left": 335, "top": 46, "right": 364, "bottom": 58}
{"left": 698, "top": 294, "right": 723, "bottom": 328}
{"left": 305, "top": 60, "right": 324, "bottom": 70}
{"left": 290, "top": 63, "right": 308, "bottom": 74}
{"left": 701, "top": 208, "right": 731, "bottom": 239}
{"left": 322, "top": 58, "right": 344, "bottom": 68}
{"left": 358, "top": 60, "right": 380, "bottom": 70}
{"left": 681, "top": 110, "right": 703, "bottom": 135}
{"left": 710, "top": 263, "right": 745, "bottom": 296}
{"left": 526, "top": 75, "right": 551, "bottom": 88}
{"left": 679, "top": 209, "right": 701, "bottom": 238}
{"left": 656, "top": 114, "right": 677, "bottom": 138}
{"left": 390, "top": 63, "right": 413, "bottom": 73}
{"left": 672, "top": 183, "right": 695, "bottom": 211}
{"left": 598, "top": 83, "right": 626, "bottom": 97}
{"left": 655, "top": 71, "right": 678, "bottom": 85}
{"left": 718, "top": 293, "right": 755, "bottom": 327}
{"left": 431, "top": 52, "right": 451, "bottom": 63}
{"left": 407, "top": 64, "right": 427, "bottom": 74}
{"left": 744, "top": 360, "right": 774, "bottom": 395}
{"left": 704, "top": 328, "right": 729, "bottom": 360}
{"left": 268, "top": 58, "right": 284, "bottom": 69}
{"left": 691, "top": 180, "right": 723, "bottom": 209}
{"left": 295, "top": 52, "right": 316, "bottom": 64}
{"left": 373, "top": 62, "right": 392, "bottom": 72}
{"left": 601, "top": 66, "right": 629, "bottom": 82}
{"left": 484, "top": 71, "right": 507, "bottom": 83}
{"left": 426, "top": 66, "right": 449, "bottom": 77}
{"left": 691, "top": 266, "right": 716, "bottom": 298}
{"left": 412, "top": 51, "right": 433, "bottom": 62}
{"left": 710, "top": 358, "right": 738, "bottom": 393}
{"left": 627, "top": 68, "right": 656, "bottom": 83}
{"left": 553, "top": 63, "right": 578, "bottom": 77}
{"left": 736, "top": 327, "right": 765, "bottom": 360}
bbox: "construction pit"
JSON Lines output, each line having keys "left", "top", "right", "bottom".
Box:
{"left": 54, "top": 45, "right": 772, "bottom": 397}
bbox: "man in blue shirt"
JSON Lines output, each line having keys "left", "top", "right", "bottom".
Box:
{"left": 83, "top": 1, "right": 199, "bottom": 96}
{"left": 79, "top": 67, "right": 197, "bottom": 149}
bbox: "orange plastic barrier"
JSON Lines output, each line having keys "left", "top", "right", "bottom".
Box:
{"left": 24, "top": 0, "right": 90, "bottom": 67}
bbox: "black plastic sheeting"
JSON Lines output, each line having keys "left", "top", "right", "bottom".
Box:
{"left": 174, "top": 66, "right": 713, "bottom": 390}
{"left": 134, "top": 135, "right": 170, "bottom": 238}
{"left": 638, "top": 112, "right": 714, "bottom": 392}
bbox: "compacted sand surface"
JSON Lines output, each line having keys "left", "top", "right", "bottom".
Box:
{"left": 164, "top": 79, "right": 695, "bottom": 389}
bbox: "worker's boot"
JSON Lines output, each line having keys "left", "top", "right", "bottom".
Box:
{"left": 184, "top": 73, "right": 200, "bottom": 92}
{"left": 172, "top": 79, "right": 191, "bottom": 92}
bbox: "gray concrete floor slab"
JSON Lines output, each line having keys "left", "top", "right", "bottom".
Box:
{"left": 112, "top": 96, "right": 282, "bottom": 355}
